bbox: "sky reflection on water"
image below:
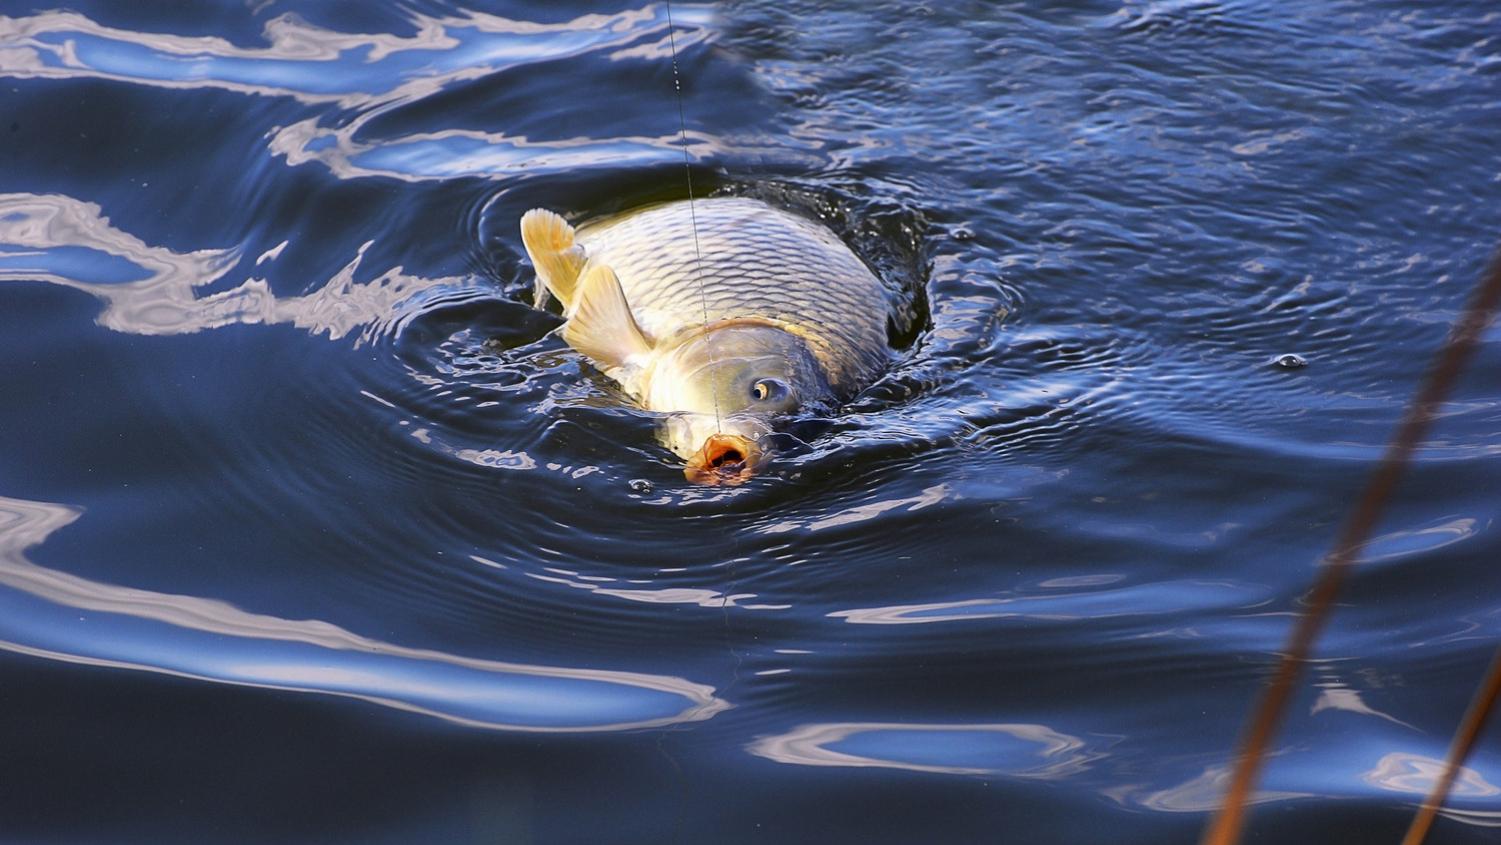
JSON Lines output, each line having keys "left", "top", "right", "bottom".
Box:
{"left": 0, "top": 495, "right": 728, "bottom": 732}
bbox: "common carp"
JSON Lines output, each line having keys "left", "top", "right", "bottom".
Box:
{"left": 520, "top": 196, "right": 891, "bottom": 483}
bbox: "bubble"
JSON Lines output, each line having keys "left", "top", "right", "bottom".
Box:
{"left": 1272, "top": 353, "right": 1308, "bottom": 369}
{"left": 628, "top": 479, "right": 653, "bottom": 494}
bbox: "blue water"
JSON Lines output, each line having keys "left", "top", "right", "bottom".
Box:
{"left": 1, "top": 1, "right": 1499, "bottom": 842}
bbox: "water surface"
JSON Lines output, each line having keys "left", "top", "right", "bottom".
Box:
{"left": 1, "top": 1, "right": 1499, "bottom": 842}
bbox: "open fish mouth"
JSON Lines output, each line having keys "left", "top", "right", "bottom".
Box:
{"left": 684, "top": 433, "right": 761, "bottom": 485}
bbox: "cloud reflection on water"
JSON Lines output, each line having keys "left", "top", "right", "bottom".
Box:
{"left": 1120, "top": 764, "right": 1314, "bottom": 813}
{"left": 748, "top": 721, "right": 1098, "bottom": 778}
{"left": 0, "top": 192, "right": 460, "bottom": 340}
{"left": 0, "top": 495, "right": 728, "bottom": 732}
{"left": 0, "top": 6, "right": 751, "bottom": 181}
{"left": 269, "top": 120, "right": 726, "bottom": 182}
{"left": 0, "top": 7, "right": 711, "bottom": 106}
{"left": 1108, "top": 747, "right": 1501, "bottom": 818}
{"left": 1363, "top": 752, "right": 1500, "bottom": 798}
{"left": 830, "top": 580, "right": 1267, "bottom": 625}
{"left": 525, "top": 569, "right": 788, "bottom": 611}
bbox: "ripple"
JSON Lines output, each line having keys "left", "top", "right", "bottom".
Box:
{"left": 830, "top": 580, "right": 1270, "bottom": 626}
{"left": 757, "top": 483, "right": 954, "bottom": 535}
{"left": 0, "top": 6, "right": 712, "bottom": 105}
{"left": 1111, "top": 722, "right": 1501, "bottom": 818}
{"left": 272, "top": 121, "right": 724, "bottom": 182}
{"left": 1363, "top": 752, "right": 1501, "bottom": 798}
{"left": 3, "top": 0, "right": 1501, "bottom": 839}
{"left": 1127, "top": 764, "right": 1314, "bottom": 813}
{"left": 0, "top": 494, "right": 728, "bottom": 732}
{"left": 524, "top": 568, "right": 788, "bottom": 612}
{"left": 0, "top": 192, "right": 466, "bottom": 340}
{"left": 748, "top": 721, "right": 1099, "bottom": 778}
{"left": 1362, "top": 516, "right": 1481, "bottom": 564}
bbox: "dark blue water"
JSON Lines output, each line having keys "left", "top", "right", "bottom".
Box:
{"left": 1, "top": 1, "right": 1499, "bottom": 842}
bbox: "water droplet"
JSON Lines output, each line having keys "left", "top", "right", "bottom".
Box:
{"left": 628, "top": 479, "right": 652, "bottom": 494}
{"left": 1272, "top": 353, "right": 1308, "bottom": 369}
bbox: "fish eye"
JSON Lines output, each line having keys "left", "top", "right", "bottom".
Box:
{"left": 750, "top": 378, "right": 789, "bottom": 403}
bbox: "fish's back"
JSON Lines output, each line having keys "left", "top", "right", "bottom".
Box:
{"left": 577, "top": 197, "right": 890, "bottom": 392}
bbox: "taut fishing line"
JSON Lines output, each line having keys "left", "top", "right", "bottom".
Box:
{"left": 663, "top": 0, "right": 745, "bottom": 698}
{"left": 663, "top": 0, "right": 721, "bottom": 433}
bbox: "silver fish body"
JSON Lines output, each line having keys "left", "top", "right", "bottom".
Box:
{"left": 520, "top": 196, "right": 892, "bottom": 481}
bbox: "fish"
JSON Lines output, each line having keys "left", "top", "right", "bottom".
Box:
{"left": 520, "top": 196, "right": 892, "bottom": 483}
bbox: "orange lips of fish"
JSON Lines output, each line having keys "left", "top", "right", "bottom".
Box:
{"left": 683, "top": 433, "right": 761, "bottom": 485}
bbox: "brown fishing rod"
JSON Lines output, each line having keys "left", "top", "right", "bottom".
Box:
{"left": 1200, "top": 248, "right": 1501, "bottom": 845}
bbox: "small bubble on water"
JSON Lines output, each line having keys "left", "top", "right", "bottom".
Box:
{"left": 951, "top": 225, "right": 975, "bottom": 242}
{"left": 628, "top": 479, "right": 652, "bottom": 494}
{"left": 1272, "top": 353, "right": 1308, "bottom": 369}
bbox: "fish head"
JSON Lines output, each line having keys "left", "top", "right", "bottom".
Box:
{"left": 647, "top": 324, "right": 832, "bottom": 483}
{"left": 668, "top": 412, "right": 771, "bottom": 485}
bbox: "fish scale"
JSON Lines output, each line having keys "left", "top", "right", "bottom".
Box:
{"left": 576, "top": 197, "right": 891, "bottom": 393}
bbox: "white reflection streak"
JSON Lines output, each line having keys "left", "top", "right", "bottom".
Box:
{"left": 1132, "top": 764, "right": 1312, "bottom": 812}
{"left": 0, "top": 7, "right": 710, "bottom": 106}
{"left": 269, "top": 121, "right": 727, "bottom": 183}
{"left": 1310, "top": 686, "right": 1417, "bottom": 730}
{"left": 832, "top": 580, "right": 1264, "bottom": 625}
{"left": 0, "top": 193, "right": 456, "bottom": 339}
{"left": 1363, "top": 753, "right": 1501, "bottom": 798}
{"left": 831, "top": 598, "right": 1022, "bottom": 625}
{"left": 525, "top": 570, "right": 785, "bottom": 610}
{"left": 1362, "top": 517, "right": 1477, "bottom": 563}
{"left": 760, "top": 483, "right": 953, "bottom": 535}
{"left": 1430, "top": 808, "right": 1501, "bottom": 828}
{"left": 0, "top": 495, "right": 729, "bottom": 731}
{"left": 0, "top": 7, "right": 827, "bottom": 182}
{"left": 0, "top": 7, "right": 736, "bottom": 180}
{"left": 453, "top": 448, "right": 538, "bottom": 470}
{"left": 747, "top": 722, "right": 1095, "bottom": 778}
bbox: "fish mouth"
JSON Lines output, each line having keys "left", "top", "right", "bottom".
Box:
{"left": 684, "top": 433, "right": 761, "bottom": 485}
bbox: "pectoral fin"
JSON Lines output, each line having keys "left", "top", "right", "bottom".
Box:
{"left": 520, "top": 208, "right": 587, "bottom": 309}
{"left": 563, "top": 263, "right": 653, "bottom": 371}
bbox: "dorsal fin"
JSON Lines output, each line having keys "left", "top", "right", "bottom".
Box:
{"left": 563, "top": 262, "right": 654, "bottom": 371}
{"left": 520, "top": 208, "right": 587, "bottom": 309}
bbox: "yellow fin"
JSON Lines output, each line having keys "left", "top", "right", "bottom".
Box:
{"left": 563, "top": 263, "right": 653, "bottom": 371}
{"left": 520, "top": 208, "right": 586, "bottom": 309}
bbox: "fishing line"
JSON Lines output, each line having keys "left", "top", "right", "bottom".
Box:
{"left": 663, "top": 0, "right": 721, "bottom": 433}
{"left": 663, "top": 0, "right": 745, "bottom": 698}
